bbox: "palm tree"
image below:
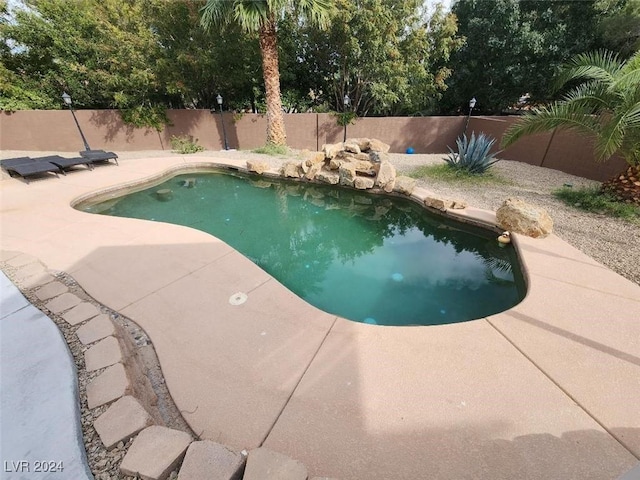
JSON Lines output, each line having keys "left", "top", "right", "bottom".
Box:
{"left": 502, "top": 50, "right": 640, "bottom": 205}
{"left": 201, "top": 0, "right": 333, "bottom": 146}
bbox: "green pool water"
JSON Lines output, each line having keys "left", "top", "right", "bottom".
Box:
{"left": 80, "top": 171, "right": 526, "bottom": 326}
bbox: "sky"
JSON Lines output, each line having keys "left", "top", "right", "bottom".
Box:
{"left": 426, "top": 0, "right": 453, "bottom": 12}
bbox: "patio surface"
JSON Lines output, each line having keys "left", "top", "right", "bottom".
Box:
{"left": 1, "top": 153, "right": 639, "bottom": 479}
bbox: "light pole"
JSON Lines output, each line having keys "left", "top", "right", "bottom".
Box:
{"left": 216, "top": 94, "right": 229, "bottom": 150}
{"left": 463, "top": 97, "right": 476, "bottom": 137}
{"left": 62, "top": 92, "right": 91, "bottom": 151}
{"left": 343, "top": 94, "right": 350, "bottom": 142}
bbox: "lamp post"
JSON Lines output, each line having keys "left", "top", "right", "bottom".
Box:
{"left": 62, "top": 92, "right": 91, "bottom": 151}
{"left": 463, "top": 97, "right": 476, "bottom": 137}
{"left": 216, "top": 94, "right": 229, "bottom": 150}
{"left": 343, "top": 94, "right": 351, "bottom": 142}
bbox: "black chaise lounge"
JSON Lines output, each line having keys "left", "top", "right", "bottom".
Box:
{"left": 32, "top": 155, "right": 94, "bottom": 172}
{"left": 0, "top": 157, "right": 61, "bottom": 183}
{"left": 79, "top": 149, "right": 119, "bottom": 166}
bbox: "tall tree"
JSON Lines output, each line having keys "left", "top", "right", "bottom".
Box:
{"left": 278, "top": 0, "right": 462, "bottom": 116}
{"left": 1, "top": 0, "right": 166, "bottom": 127}
{"left": 503, "top": 50, "right": 640, "bottom": 205}
{"left": 200, "top": 0, "right": 334, "bottom": 146}
{"left": 598, "top": 0, "right": 640, "bottom": 58}
{"left": 147, "top": 0, "right": 260, "bottom": 111}
{"left": 441, "top": 0, "right": 606, "bottom": 114}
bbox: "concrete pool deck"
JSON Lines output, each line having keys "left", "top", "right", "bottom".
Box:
{"left": 1, "top": 152, "right": 639, "bottom": 479}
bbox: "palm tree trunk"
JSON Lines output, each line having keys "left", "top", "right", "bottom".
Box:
{"left": 601, "top": 164, "right": 640, "bottom": 206}
{"left": 258, "top": 15, "right": 286, "bottom": 146}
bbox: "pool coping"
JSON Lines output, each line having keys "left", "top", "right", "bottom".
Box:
{"left": 1, "top": 154, "right": 639, "bottom": 479}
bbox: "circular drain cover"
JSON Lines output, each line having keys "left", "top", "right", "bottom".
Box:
{"left": 229, "top": 292, "right": 248, "bottom": 305}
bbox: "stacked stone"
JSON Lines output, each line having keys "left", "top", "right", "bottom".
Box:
{"left": 280, "top": 138, "right": 417, "bottom": 196}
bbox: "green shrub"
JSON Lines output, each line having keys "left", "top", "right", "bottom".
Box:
{"left": 170, "top": 135, "right": 204, "bottom": 154}
{"left": 408, "top": 163, "right": 508, "bottom": 185}
{"left": 252, "top": 144, "right": 290, "bottom": 156}
{"left": 554, "top": 186, "right": 640, "bottom": 223}
{"left": 445, "top": 132, "right": 500, "bottom": 174}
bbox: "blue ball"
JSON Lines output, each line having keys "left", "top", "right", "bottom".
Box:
{"left": 406, "top": 147, "right": 415, "bottom": 154}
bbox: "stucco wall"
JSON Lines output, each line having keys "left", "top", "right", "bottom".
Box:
{"left": 0, "top": 110, "right": 626, "bottom": 181}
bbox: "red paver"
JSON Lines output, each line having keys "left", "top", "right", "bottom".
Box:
{"left": 61, "top": 302, "right": 100, "bottom": 326}
{"left": 177, "top": 440, "right": 245, "bottom": 480}
{"left": 86, "top": 363, "right": 130, "bottom": 409}
{"left": 76, "top": 314, "right": 115, "bottom": 345}
{"left": 84, "top": 336, "right": 122, "bottom": 371}
{"left": 94, "top": 395, "right": 153, "bottom": 450}
{"left": 120, "top": 426, "right": 191, "bottom": 480}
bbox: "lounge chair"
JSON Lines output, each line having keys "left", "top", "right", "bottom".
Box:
{"left": 1, "top": 157, "right": 61, "bottom": 184}
{"left": 0, "top": 157, "right": 33, "bottom": 168}
{"left": 79, "top": 149, "right": 119, "bottom": 166}
{"left": 32, "top": 155, "right": 94, "bottom": 171}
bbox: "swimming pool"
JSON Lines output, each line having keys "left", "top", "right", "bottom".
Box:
{"left": 78, "top": 170, "right": 526, "bottom": 326}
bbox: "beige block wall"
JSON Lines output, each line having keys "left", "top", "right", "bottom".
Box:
{"left": 0, "top": 110, "right": 627, "bottom": 181}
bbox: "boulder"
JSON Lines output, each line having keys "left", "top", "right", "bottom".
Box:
{"left": 281, "top": 161, "right": 302, "bottom": 178}
{"left": 424, "top": 197, "right": 448, "bottom": 211}
{"left": 354, "top": 152, "right": 372, "bottom": 162}
{"left": 354, "top": 176, "right": 375, "bottom": 190}
{"left": 424, "top": 196, "right": 468, "bottom": 211}
{"left": 328, "top": 158, "right": 345, "bottom": 170}
{"left": 301, "top": 153, "right": 324, "bottom": 174}
{"left": 369, "top": 151, "right": 390, "bottom": 163}
{"left": 347, "top": 138, "right": 371, "bottom": 151}
{"left": 353, "top": 160, "right": 374, "bottom": 172}
{"left": 336, "top": 150, "right": 359, "bottom": 161}
{"left": 375, "top": 161, "right": 396, "bottom": 193}
{"left": 339, "top": 164, "right": 357, "bottom": 186}
{"left": 393, "top": 176, "right": 417, "bottom": 196}
{"left": 246, "top": 160, "right": 270, "bottom": 175}
{"left": 343, "top": 142, "right": 361, "bottom": 154}
{"left": 316, "top": 168, "right": 340, "bottom": 185}
{"left": 496, "top": 198, "right": 553, "bottom": 238}
{"left": 369, "top": 138, "right": 390, "bottom": 153}
{"left": 305, "top": 162, "right": 323, "bottom": 180}
{"left": 322, "top": 143, "right": 343, "bottom": 160}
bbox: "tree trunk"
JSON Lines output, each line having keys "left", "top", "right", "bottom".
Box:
{"left": 258, "top": 16, "right": 286, "bottom": 146}
{"left": 601, "top": 164, "right": 640, "bottom": 206}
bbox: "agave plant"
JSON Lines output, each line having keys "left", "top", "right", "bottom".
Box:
{"left": 445, "top": 132, "right": 501, "bottom": 174}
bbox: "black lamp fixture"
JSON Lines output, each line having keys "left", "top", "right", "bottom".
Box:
{"left": 463, "top": 97, "right": 477, "bottom": 136}
{"left": 216, "top": 94, "right": 229, "bottom": 150}
{"left": 343, "top": 94, "right": 351, "bottom": 142}
{"left": 62, "top": 92, "right": 91, "bottom": 151}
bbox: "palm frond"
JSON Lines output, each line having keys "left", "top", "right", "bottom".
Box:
{"left": 200, "top": 0, "right": 235, "bottom": 30}
{"left": 553, "top": 50, "right": 621, "bottom": 92}
{"left": 607, "top": 101, "right": 640, "bottom": 165}
{"left": 611, "top": 52, "right": 640, "bottom": 94}
{"left": 294, "top": 0, "right": 335, "bottom": 28}
{"left": 561, "top": 82, "right": 615, "bottom": 113}
{"left": 502, "top": 104, "right": 601, "bottom": 148}
{"left": 234, "top": 1, "right": 270, "bottom": 32}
